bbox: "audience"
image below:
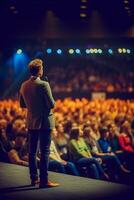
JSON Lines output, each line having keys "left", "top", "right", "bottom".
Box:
{"left": 2, "top": 59, "right": 134, "bottom": 97}
{"left": 0, "top": 98, "right": 134, "bottom": 184}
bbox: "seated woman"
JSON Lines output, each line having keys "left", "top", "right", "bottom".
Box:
{"left": 118, "top": 121, "right": 134, "bottom": 170}
{"left": 98, "top": 127, "right": 130, "bottom": 174}
{"left": 83, "top": 126, "right": 130, "bottom": 180}
{"left": 54, "top": 124, "right": 69, "bottom": 160}
{"left": 118, "top": 121, "right": 134, "bottom": 153}
{"left": 49, "top": 128, "right": 79, "bottom": 176}
{"left": 68, "top": 127, "right": 109, "bottom": 180}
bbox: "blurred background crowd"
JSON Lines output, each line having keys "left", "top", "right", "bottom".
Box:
{"left": 0, "top": 98, "right": 134, "bottom": 185}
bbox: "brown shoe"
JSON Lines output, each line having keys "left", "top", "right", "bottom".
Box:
{"left": 39, "top": 180, "right": 60, "bottom": 188}
{"left": 31, "top": 179, "right": 40, "bottom": 186}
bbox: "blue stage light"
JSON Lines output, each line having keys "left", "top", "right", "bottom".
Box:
{"left": 108, "top": 49, "right": 113, "bottom": 54}
{"left": 46, "top": 48, "right": 52, "bottom": 54}
{"left": 85, "top": 49, "right": 90, "bottom": 54}
{"left": 98, "top": 49, "right": 103, "bottom": 54}
{"left": 127, "top": 49, "right": 131, "bottom": 54}
{"left": 75, "top": 49, "right": 81, "bottom": 54}
{"left": 17, "top": 49, "right": 22, "bottom": 54}
{"left": 57, "top": 49, "right": 62, "bottom": 54}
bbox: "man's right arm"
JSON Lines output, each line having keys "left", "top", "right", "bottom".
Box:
{"left": 19, "top": 93, "right": 27, "bottom": 108}
{"left": 19, "top": 85, "right": 26, "bottom": 108}
{"left": 42, "top": 82, "right": 55, "bottom": 109}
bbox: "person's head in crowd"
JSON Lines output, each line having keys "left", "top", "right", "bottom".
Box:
{"left": 108, "top": 124, "right": 119, "bottom": 138}
{"left": 72, "top": 122, "right": 78, "bottom": 129}
{"left": 83, "top": 121, "right": 91, "bottom": 130}
{"left": 0, "top": 119, "right": 7, "bottom": 131}
{"left": 83, "top": 127, "right": 96, "bottom": 141}
{"left": 114, "top": 114, "right": 125, "bottom": 128}
{"left": 12, "top": 119, "right": 26, "bottom": 135}
{"left": 64, "top": 120, "right": 72, "bottom": 135}
{"left": 99, "top": 127, "right": 109, "bottom": 139}
{"left": 28, "top": 59, "right": 43, "bottom": 78}
{"left": 15, "top": 132, "right": 27, "bottom": 148}
{"left": 70, "top": 127, "right": 80, "bottom": 140}
{"left": 55, "top": 124, "right": 68, "bottom": 142}
{"left": 56, "top": 124, "right": 64, "bottom": 134}
{"left": 120, "top": 121, "right": 131, "bottom": 135}
{"left": 90, "top": 122, "right": 98, "bottom": 132}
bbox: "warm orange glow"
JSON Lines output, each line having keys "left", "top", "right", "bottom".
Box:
{"left": 80, "top": 6, "right": 87, "bottom": 9}
{"left": 80, "top": 13, "right": 87, "bottom": 17}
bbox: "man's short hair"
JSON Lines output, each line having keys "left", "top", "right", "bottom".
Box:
{"left": 28, "top": 59, "right": 43, "bottom": 76}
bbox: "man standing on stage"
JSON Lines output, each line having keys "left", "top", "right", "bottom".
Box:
{"left": 19, "top": 59, "right": 59, "bottom": 188}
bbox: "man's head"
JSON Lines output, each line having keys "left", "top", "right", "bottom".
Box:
{"left": 28, "top": 59, "right": 43, "bottom": 77}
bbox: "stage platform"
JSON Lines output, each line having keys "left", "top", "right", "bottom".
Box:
{"left": 0, "top": 162, "right": 133, "bottom": 200}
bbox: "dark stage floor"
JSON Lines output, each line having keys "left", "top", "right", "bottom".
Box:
{"left": 0, "top": 162, "right": 133, "bottom": 200}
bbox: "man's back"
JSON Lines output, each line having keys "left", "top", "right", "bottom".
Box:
{"left": 20, "top": 77, "right": 55, "bottom": 130}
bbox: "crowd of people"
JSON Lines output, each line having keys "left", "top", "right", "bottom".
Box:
{"left": 1, "top": 58, "right": 134, "bottom": 98}
{"left": 46, "top": 59, "right": 134, "bottom": 93}
{"left": 0, "top": 98, "right": 134, "bottom": 184}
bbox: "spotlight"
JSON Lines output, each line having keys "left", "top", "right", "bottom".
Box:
{"left": 85, "top": 49, "right": 90, "bottom": 54}
{"left": 90, "top": 49, "right": 94, "bottom": 54}
{"left": 57, "top": 49, "right": 62, "bottom": 54}
{"left": 127, "top": 49, "right": 131, "bottom": 54}
{"left": 122, "top": 48, "right": 126, "bottom": 53}
{"left": 46, "top": 48, "right": 52, "bottom": 54}
{"left": 75, "top": 49, "right": 81, "bottom": 54}
{"left": 68, "top": 49, "right": 74, "bottom": 54}
{"left": 118, "top": 48, "right": 122, "bottom": 53}
{"left": 94, "top": 49, "right": 98, "bottom": 54}
{"left": 98, "top": 49, "right": 103, "bottom": 54}
{"left": 108, "top": 49, "right": 113, "bottom": 54}
{"left": 17, "top": 49, "right": 22, "bottom": 54}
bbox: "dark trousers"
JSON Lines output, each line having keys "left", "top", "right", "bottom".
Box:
{"left": 28, "top": 129, "right": 51, "bottom": 183}
{"left": 49, "top": 160, "right": 79, "bottom": 176}
{"left": 116, "top": 151, "right": 134, "bottom": 170}
{"left": 97, "top": 155, "right": 121, "bottom": 176}
{"left": 77, "top": 157, "right": 105, "bottom": 179}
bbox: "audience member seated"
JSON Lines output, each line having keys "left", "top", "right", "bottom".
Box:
{"left": 49, "top": 128, "right": 79, "bottom": 176}
{"left": 54, "top": 124, "right": 69, "bottom": 160}
{"left": 68, "top": 127, "right": 109, "bottom": 180}
{"left": 118, "top": 121, "right": 134, "bottom": 153}
{"left": 98, "top": 127, "right": 130, "bottom": 175}
{"left": 83, "top": 126, "right": 130, "bottom": 181}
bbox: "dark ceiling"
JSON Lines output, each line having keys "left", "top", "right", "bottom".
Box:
{"left": 0, "top": 0, "right": 134, "bottom": 41}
